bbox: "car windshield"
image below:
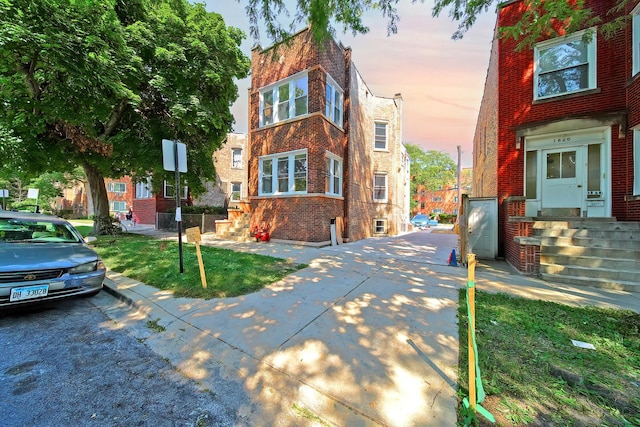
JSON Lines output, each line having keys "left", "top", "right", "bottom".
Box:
{"left": 413, "top": 215, "right": 428, "bottom": 219}
{"left": 0, "top": 217, "right": 81, "bottom": 243}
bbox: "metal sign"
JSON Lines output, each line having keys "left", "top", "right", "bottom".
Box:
{"left": 162, "top": 139, "right": 187, "bottom": 172}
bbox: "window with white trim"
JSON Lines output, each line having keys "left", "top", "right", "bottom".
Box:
{"left": 110, "top": 201, "right": 126, "bottom": 212}
{"left": 107, "top": 182, "right": 126, "bottom": 193}
{"left": 633, "top": 4, "right": 640, "bottom": 76}
{"left": 232, "top": 148, "right": 242, "bottom": 169}
{"left": 163, "top": 181, "right": 188, "bottom": 199}
{"left": 259, "top": 73, "right": 308, "bottom": 127}
{"left": 259, "top": 150, "right": 308, "bottom": 195}
{"left": 325, "top": 153, "right": 343, "bottom": 196}
{"left": 534, "top": 29, "right": 596, "bottom": 100}
{"left": 634, "top": 129, "right": 640, "bottom": 196}
{"left": 135, "top": 178, "right": 153, "bottom": 199}
{"left": 432, "top": 196, "right": 443, "bottom": 202}
{"left": 325, "top": 77, "right": 343, "bottom": 127}
{"left": 230, "top": 182, "right": 241, "bottom": 201}
{"left": 373, "top": 219, "right": 387, "bottom": 234}
{"left": 374, "top": 122, "right": 388, "bottom": 150}
{"left": 373, "top": 173, "right": 387, "bottom": 201}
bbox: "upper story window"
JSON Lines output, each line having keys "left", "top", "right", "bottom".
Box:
{"left": 325, "top": 77, "right": 343, "bottom": 127}
{"left": 633, "top": 4, "right": 640, "bottom": 76}
{"left": 135, "top": 178, "right": 152, "bottom": 199}
{"left": 107, "top": 182, "right": 126, "bottom": 193}
{"left": 373, "top": 173, "right": 387, "bottom": 202}
{"left": 259, "top": 72, "right": 308, "bottom": 127}
{"left": 258, "top": 149, "right": 308, "bottom": 195}
{"left": 325, "top": 152, "right": 343, "bottom": 196}
{"left": 534, "top": 29, "right": 596, "bottom": 100}
{"left": 232, "top": 148, "right": 242, "bottom": 169}
{"left": 374, "top": 122, "right": 388, "bottom": 150}
{"left": 432, "top": 196, "right": 443, "bottom": 202}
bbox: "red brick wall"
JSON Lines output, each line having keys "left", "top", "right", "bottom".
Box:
{"left": 248, "top": 28, "right": 349, "bottom": 242}
{"left": 496, "top": 0, "right": 636, "bottom": 259}
{"left": 133, "top": 198, "right": 157, "bottom": 225}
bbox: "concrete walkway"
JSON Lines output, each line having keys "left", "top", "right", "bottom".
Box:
{"left": 98, "top": 226, "right": 640, "bottom": 426}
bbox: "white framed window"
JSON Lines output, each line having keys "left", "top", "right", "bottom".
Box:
{"left": 259, "top": 72, "right": 308, "bottom": 127}
{"left": 634, "top": 129, "right": 640, "bottom": 196}
{"left": 433, "top": 208, "right": 443, "bottom": 214}
{"left": 110, "top": 201, "right": 126, "bottom": 212}
{"left": 432, "top": 196, "right": 443, "bottom": 202}
{"left": 258, "top": 150, "right": 308, "bottom": 195}
{"left": 325, "top": 77, "right": 343, "bottom": 127}
{"left": 374, "top": 122, "right": 388, "bottom": 150}
{"left": 230, "top": 182, "right": 241, "bottom": 201}
{"left": 534, "top": 29, "right": 596, "bottom": 100}
{"left": 135, "top": 178, "right": 153, "bottom": 199}
{"left": 325, "top": 152, "right": 343, "bottom": 196}
{"left": 163, "top": 181, "right": 188, "bottom": 199}
{"left": 373, "top": 219, "right": 387, "bottom": 234}
{"left": 373, "top": 173, "right": 387, "bottom": 202}
{"left": 633, "top": 4, "right": 640, "bottom": 76}
{"left": 232, "top": 148, "right": 242, "bottom": 169}
{"left": 107, "top": 182, "right": 126, "bottom": 193}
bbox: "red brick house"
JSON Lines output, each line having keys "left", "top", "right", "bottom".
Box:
{"left": 473, "top": 0, "right": 640, "bottom": 281}
{"left": 414, "top": 168, "right": 472, "bottom": 218}
{"left": 248, "top": 28, "right": 410, "bottom": 245}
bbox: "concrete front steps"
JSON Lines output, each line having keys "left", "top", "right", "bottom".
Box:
{"left": 534, "top": 219, "right": 640, "bottom": 293}
{"left": 215, "top": 212, "right": 253, "bottom": 242}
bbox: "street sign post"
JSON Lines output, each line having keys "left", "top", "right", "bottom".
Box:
{"left": 162, "top": 139, "right": 188, "bottom": 273}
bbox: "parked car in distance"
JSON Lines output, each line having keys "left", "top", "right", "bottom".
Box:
{"left": 0, "top": 211, "right": 106, "bottom": 309}
{"left": 410, "top": 214, "right": 439, "bottom": 230}
{"left": 411, "top": 214, "right": 429, "bottom": 229}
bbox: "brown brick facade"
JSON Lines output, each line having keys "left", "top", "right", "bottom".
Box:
{"left": 249, "top": 28, "right": 409, "bottom": 244}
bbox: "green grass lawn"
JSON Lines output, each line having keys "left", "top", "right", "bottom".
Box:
{"left": 91, "top": 233, "right": 307, "bottom": 299}
{"left": 457, "top": 290, "right": 640, "bottom": 426}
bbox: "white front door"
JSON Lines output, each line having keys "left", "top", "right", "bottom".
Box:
{"left": 541, "top": 147, "right": 584, "bottom": 214}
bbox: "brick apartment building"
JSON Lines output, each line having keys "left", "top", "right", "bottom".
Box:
{"left": 473, "top": 0, "right": 640, "bottom": 269}
{"left": 414, "top": 168, "right": 472, "bottom": 218}
{"left": 193, "top": 133, "right": 249, "bottom": 209}
{"left": 248, "top": 28, "right": 410, "bottom": 244}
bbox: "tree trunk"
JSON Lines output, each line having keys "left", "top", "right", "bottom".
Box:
{"left": 82, "top": 161, "right": 111, "bottom": 235}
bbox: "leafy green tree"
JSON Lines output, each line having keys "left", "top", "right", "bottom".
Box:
{"left": 405, "top": 144, "right": 456, "bottom": 211}
{"left": 0, "top": 0, "right": 250, "bottom": 234}
{"left": 242, "top": 0, "right": 630, "bottom": 49}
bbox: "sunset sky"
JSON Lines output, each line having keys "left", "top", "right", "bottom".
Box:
{"left": 204, "top": 1, "right": 498, "bottom": 167}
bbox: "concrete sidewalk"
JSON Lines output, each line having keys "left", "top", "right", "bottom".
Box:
{"left": 98, "top": 227, "right": 640, "bottom": 426}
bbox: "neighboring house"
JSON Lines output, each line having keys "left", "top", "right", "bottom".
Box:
{"left": 55, "top": 177, "right": 133, "bottom": 219}
{"left": 414, "top": 168, "right": 472, "bottom": 217}
{"left": 193, "top": 133, "right": 249, "bottom": 209}
{"left": 105, "top": 176, "right": 134, "bottom": 218}
{"left": 248, "top": 27, "right": 410, "bottom": 245}
{"left": 473, "top": 0, "right": 640, "bottom": 271}
{"left": 133, "top": 177, "right": 189, "bottom": 225}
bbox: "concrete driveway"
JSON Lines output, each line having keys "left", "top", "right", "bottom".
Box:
{"left": 100, "top": 227, "right": 640, "bottom": 426}
{"left": 101, "top": 228, "right": 465, "bottom": 426}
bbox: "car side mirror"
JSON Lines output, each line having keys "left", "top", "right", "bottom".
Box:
{"left": 85, "top": 236, "right": 97, "bottom": 243}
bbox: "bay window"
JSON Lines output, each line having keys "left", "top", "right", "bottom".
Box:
{"left": 259, "top": 150, "right": 308, "bottom": 195}
{"left": 325, "top": 77, "right": 343, "bottom": 127}
{"left": 259, "top": 73, "right": 308, "bottom": 127}
{"left": 326, "top": 153, "right": 343, "bottom": 196}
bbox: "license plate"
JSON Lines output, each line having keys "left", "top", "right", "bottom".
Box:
{"left": 10, "top": 284, "right": 49, "bottom": 302}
